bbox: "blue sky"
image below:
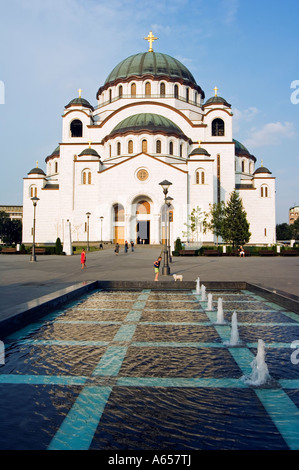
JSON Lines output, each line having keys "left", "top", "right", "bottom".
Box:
{"left": 0, "top": 0, "right": 298, "bottom": 223}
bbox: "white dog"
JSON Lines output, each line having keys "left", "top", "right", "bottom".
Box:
{"left": 173, "top": 274, "right": 183, "bottom": 282}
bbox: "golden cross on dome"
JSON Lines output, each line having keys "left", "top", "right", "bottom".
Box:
{"left": 198, "top": 140, "right": 201, "bottom": 147}
{"left": 78, "top": 88, "right": 82, "bottom": 98}
{"left": 88, "top": 140, "right": 92, "bottom": 148}
{"left": 261, "top": 159, "right": 264, "bottom": 167}
{"left": 214, "top": 86, "right": 218, "bottom": 97}
{"left": 144, "top": 31, "right": 158, "bottom": 52}
{"left": 36, "top": 160, "right": 39, "bottom": 168}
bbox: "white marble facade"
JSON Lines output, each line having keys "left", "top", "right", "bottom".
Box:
{"left": 22, "top": 37, "right": 276, "bottom": 247}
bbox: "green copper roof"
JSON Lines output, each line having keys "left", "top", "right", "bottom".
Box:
{"left": 104, "top": 52, "right": 197, "bottom": 86}
{"left": 189, "top": 147, "right": 210, "bottom": 157}
{"left": 79, "top": 148, "right": 100, "bottom": 158}
{"left": 234, "top": 139, "right": 250, "bottom": 155}
{"left": 109, "top": 113, "right": 187, "bottom": 139}
{"left": 204, "top": 96, "right": 231, "bottom": 107}
{"left": 65, "top": 97, "right": 94, "bottom": 110}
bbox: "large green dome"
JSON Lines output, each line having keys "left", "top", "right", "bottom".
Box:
{"left": 97, "top": 52, "right": 204, "bottom": 98}
{"left": 108, "top": 113, "right": 188, "bottom": 140}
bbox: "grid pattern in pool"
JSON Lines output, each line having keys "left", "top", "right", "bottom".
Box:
{"left": 0, "top": 288, "right": 299, "bottom": 450}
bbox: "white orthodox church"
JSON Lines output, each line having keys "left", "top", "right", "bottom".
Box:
{"left": 22, "top": 32, "right": 276, "bottom": 248}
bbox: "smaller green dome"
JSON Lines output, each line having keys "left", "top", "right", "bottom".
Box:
{"left": 28, "top": 167, "right": 46, "bottom": 176}
{"left": 65, "top": 97, "right": 94, "bottom": 110}
{"left": 79, "top": 148, "right": 100, "bottom": 158}
{"left": 204, "top": 96, "right": 231, "bottom": 107}
{"left": 254, "top": 166, "right": 272, "bottom": 175}
{"left": 189, "top": 147, "right": 210, "bottom": 157}
{"left": 109, "top": 113, "right": 187, "bottom": 140}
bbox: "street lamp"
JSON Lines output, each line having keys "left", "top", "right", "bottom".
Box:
{"left": 166, "top": 196, "right": 173, "bottom": 263}
{"left": 86, "top": 212, "right": 91, "bottom": 251}
{"left": 30, "top": 196, "right": 40, "bottom": 262}
{"left": 100, "top": 216, "right": 104, "bottom": 248}
{"left": 159, "top": 180, "right": 172, "bottom": 275}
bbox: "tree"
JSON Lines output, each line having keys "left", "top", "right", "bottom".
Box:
{"left": 276, "top": 223, "right": 292, "bottom": 241}
{"left": 203, "top": 201, "right": 225, "bottom": 245}
{"left": 291, "top": 219, "right": 299, "bottom": 240}
{"left": 222, "top": 191, "right": 251, "bottom": 247}
{"left": 0, "top": 211, "right": 22, "bottom": 245}
{"left": 182, "top": 206, "right": 203, "bottom": 242}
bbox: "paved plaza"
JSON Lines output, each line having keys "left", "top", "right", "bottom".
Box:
{"left": 0, "top": 245, "right": 298, "bottom": 317}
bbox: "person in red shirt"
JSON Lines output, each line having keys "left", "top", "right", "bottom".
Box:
{"left": 81, "top": 249, "right": 86, "bottom": 269}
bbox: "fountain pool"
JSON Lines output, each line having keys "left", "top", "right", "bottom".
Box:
{"left": 0, "top": 286, "right": 298, "bottom": 450}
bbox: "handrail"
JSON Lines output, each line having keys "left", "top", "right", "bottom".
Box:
{"left": 94, "top": 94, "right": 202, "bottom": 111}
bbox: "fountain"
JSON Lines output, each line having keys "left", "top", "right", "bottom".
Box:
{"left": 242, "top": 339, "right": 271, "bottom": 386}
{"left": 201, "top": 284, "right": 206, "bottom": 302}
{"left": 216, "top": 297, "right": 226, "bottom": 324}
{"left": 196, "top": 277, "right": 200, "bottom": 295}
{"left": 225, "top": 311, "right": 241, "bottom": 346}
{"left": 206, "top": 293, "right": 213, "bottom": 311}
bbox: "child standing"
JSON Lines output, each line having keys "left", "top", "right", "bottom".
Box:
{"left": 81, "top": 248, "right": 86, "bottom": 269}
{"left": 154, "top": 256, "right": 162, "bottom": 281}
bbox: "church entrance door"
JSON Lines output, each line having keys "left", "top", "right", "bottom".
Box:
{"left": 136, "top": 221, "right": 150, "bottom": 244}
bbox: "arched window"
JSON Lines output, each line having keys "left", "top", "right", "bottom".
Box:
{"left": 128, "top": 140, "right": 133, "bottom": 154}
{"left": 118, "top": 85, "right": 123, "bottom": 98}
{"left": 174, "top": 84, "right": 179, "bottom": 99}
{"left": 186, "top": 87, "right": 189, "bottom": 103}
{"left": 109, "top": 145, "right": 112, "bottom": 158}
{"left": 145, "top": 82, "right": 151, "bottom": 96}
{"left": 160, "top": 83, "right": 166, "bottom": 97}
{"left": 136, "top": 200, "right": 151, "bottom": 214}
{"left": 30, "top": 185, "right": 37, "bottom": 197}
{"left": 70, "top": 119, "right": 83, "bottom": 137}
{"left": 55, "top": 161, "right": 58, "bottom": 173}
{"left": 196, "top": 169, "right": 205, "bottom": 185}
{"left": 261, "top": 185, "right": 269, "bottom": 198}
{"left": 212, "top": 118, "right": 225, "bottom": 137}
{"left": 117, "top": 142, "right": 121, "bottom": 156}
{"left": 241, "top": 160, "right": 245, "bottom": 172}
{"left": 180, "top": 143, "right": 183, "bottom": 157}
{"left": 156, "top": 140, "right": 161, "bottom": 153}
{"left": 109, "top": 89, "right": 112, "bottom": 103}
{"left": 82, "top": 169, "right": 91, "bottom": 185}
{"left": 131, "top": 83, "right": 136, "bottom": 97}
{"left": 114, "top": 204, "right": 125, "bottom": 222}
{"left": 142, "top": 139, "right": 148, "bottom": 153}
{"left": 169, "top": 141, "right": 174, "bottom": 155}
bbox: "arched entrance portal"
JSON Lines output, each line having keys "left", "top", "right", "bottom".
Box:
{"left": 136, "top": 199, "right": 151, "bottom": 244}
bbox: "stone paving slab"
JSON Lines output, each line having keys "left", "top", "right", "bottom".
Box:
{"left": 0, "top": 245, "right": 298, "bottom": 319}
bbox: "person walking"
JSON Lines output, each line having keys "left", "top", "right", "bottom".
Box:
{"left": 154, "top": 256, "right": 162, "bottom": 281}
{"left": 114, "top": 243, "right": 120, "bottom": 255}
{"left": 124, "top": 240, "right": 128, "bottom": 253}
{"left": 131, "top": 240, "right": 135, "bottom": 252}
{"left": 81, "top": 248, "right": 86, "bottom": 269}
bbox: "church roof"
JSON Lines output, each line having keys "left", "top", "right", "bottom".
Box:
{"left": 204, "top": 95, "right": 231, "bottom": 107}
{"left": 253, "top": 166, "right": 272, "bottom": 175}
{"left": 65, "top": 97, "right": 94, "bottom": 110}
{"left": 97, "top": 52, "right": 205, "bottom": 98}
{"left": 79, "top": 148, "right": 101, "bottom": 158}
{"left": 109, "top": 113, "right": 188, "bottom": 140}
{"left": 189, "top": 147, "right": 211, "bottom": 157}
{"left": 28, "top": 167, "right": 46, "bottom": 176}
{"left": 234, "top": 139, "right": 256, "bottom": 162}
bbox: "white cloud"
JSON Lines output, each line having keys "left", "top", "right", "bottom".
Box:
{"left": 233, "top": 107, "right": 259, "bottom": 133}
{"left": 243, "top": 122, "right": 296, "bottom": 149}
